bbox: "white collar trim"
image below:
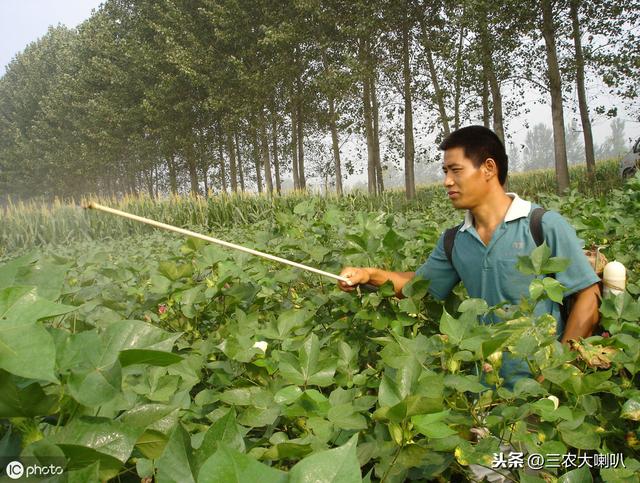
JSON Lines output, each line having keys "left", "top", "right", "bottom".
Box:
{"left": 459, "top": 193, "right": 531, "bottom": 232}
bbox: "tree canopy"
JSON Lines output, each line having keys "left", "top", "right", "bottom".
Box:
{"left": 1, "top": 0, "right": 638, "bottom": 200}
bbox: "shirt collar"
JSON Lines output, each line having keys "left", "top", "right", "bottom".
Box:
{"left": 459, "top": 193, "right": 531, "bottom": 232}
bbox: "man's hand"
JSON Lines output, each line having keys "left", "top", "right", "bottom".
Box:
{"left": 338, "top": 267, "right": 371, "bottom": 292}
{"left": 338, "top": 267, "right": 415, "bottom": 297}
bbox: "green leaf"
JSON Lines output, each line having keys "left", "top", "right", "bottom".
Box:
{"left": 0, "top": 286, "right": 75, "bottom": 381}
{"left": 66, "top": 461, "right": 101, "bottom": 483}
{"left": 54, "top": 416, "right": 141, "bottom": 479}
{"left": 512, "top": 378, "right": 547, "bottom": 398}
{"left": 149, "top": 273, "right": 172, "bottom": 294}
{"left": 118, "top": 403, "right": 178, "bottom": 429}
{"left": 62, "top": 331, "right": 122, "bottom": 407}
{"left": 600, "top": 457, "right": 640, "bottom": 482}
{"left": 516, "top": 255, "right": 536, "bottom": 275}
{"left": 481, "top": 336, "right": 509, "bottom": 359}
{"left": 542, "top": 277, "right": 565, "bottom": 303}
{"left": 198, "top": 444, "right": 287, "bottom": 483}
{"left": 374, "top": 395, "right": 442, "bottom": 423}
{"left": 0, "top": 254, "right": 37, "bottom": 290}
{"left": 198, "top": 408, "right": 246, "bottom": 462}
{"left": 14, "top": 258, "right": 70, "bottom": 300}
{"left": 457, "top": 298, "right": 489, "bottom": 316}
{"left": 119, "top": 349, "right": 183, "bottom": 367}
{"left": 558, "top": 466, "right": 593, "bottom": 483}
{"left": 383, "top": 228, "right": 403, "bottom": 251}
{"left": 156, "top": 424, "right": 196, "bottom": 483}
{"left": 559, "top": 423, "right": 601, "bottom": 450}
{"left": 158, "top": 261, "right": 192, "bottom": 281}
{"left": 289, "top": 434, "right": 361, "bottom": 483}
{"left": 0, "top": 370, "right": 58, "bottom": 417}
{"left": 444, "top": 375, "right": 487, "bottom": 393}
{"left": 238, "top": 405, "right": 280, "bottom": 427}
{"left": 378, "top": 373, "right": 402, "bottom": 408}
{"left": 277, "top": 308, "right": 313, "bottom": 337}
{"left": 135, "top": 430, "right": 169, "bottom": 459}
{"left": 401, "top": 278, "right": 430, "bottom": 299}
{"left": 543, "top": 257, "right": 571, "bottom": 274}
{"left": 439, "top": 310, "right": 474, "bottom": 345}
{"left": 412, "top": 411, "right": 457, "bottom": 438}
{"left": 103, "top": 319, "right": 182, "bottom": 352}
{"left": 327, "top": 403, "right": 368, "bottom": 430}
{"left": 529, "top": 279, "right": 545, "bottom": 300}
{"left": 278, "top": 334, "right": 336, "bottom": 387}
{"left": 220, "top": 386, "right": 267, "bottom": 406}
{"left": 398, "top": 297, "right": 418, "bottom": 314}
{"left": 274, "top": 386, "right": 303, "bottom": 405}
{"left": 531, "top": 242, "right": 551, "bottom": 274}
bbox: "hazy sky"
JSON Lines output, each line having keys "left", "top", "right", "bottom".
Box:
{"left": 0, "top": 0, "right": 103, "bottom": 74}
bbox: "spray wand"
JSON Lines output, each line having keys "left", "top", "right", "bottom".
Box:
{"left": 85, "top": 202, "right": 353, "bottom": 285}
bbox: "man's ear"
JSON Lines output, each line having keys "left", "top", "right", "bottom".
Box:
{"left": 483, "top": 158, "right": 498, "bottom": 180}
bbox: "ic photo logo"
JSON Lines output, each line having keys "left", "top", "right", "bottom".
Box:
{"left": 4, "top": 460, "right": 64, "bottom": 480}
{"left": 5, "top": 461, "right": 23, "bottom": 480}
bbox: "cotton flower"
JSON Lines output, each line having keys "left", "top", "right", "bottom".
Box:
{"left": 253, "top": 341, "right": 268, "bottom": 353}
{"left": 546, "top": 395, "right": 560, "bottom": 410}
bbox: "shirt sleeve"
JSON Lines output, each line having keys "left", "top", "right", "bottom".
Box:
{"left": 541, "top": 211, "right": 600, "bottom": 296}
{"left": 415, "top": 231, "right": 461, "bottom": 300}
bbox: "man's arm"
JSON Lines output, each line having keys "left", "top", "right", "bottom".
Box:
{"left": 338, "top": 267, "right": 415, "bottom": 298}
{"left": 560, "top": 283, "right": 601, "bottom": 344}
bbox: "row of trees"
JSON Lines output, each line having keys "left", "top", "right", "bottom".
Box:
{"left": 520, "top": 119, "right": 629, "bottom": 172}
{"left": 0, "top": 0, "right": 638, "bottom": 200}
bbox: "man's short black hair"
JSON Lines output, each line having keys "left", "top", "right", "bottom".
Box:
{"left": 439, "top": 125, "right": 508, "bottom": 185}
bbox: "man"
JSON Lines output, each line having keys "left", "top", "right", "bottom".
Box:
{"left": 338, "top": 125, "right": 600, "bottom": 386}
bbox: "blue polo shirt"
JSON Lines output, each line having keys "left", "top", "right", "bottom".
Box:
{"left": 415, "top": 193, "right": 599, "bottom": 387}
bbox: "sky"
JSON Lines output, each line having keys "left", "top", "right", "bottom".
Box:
{"left": 0, "top": 0, "right": 103, "bottom": 75}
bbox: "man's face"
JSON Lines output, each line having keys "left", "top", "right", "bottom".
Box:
{"left": 442, "top": 147, "right": 489, "bottom": 209}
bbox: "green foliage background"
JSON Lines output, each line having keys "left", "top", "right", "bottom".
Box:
{"left": 0, "top": 173, "right": 639, "bottom": 482}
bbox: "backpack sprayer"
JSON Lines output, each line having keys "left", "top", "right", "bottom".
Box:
{"left": 85, "top": 202, "right": 355, "bottom": 286}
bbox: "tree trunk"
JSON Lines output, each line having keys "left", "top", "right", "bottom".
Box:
{"left": 271, "top": 105, "right": 282, "bottom": 195}
{"left": 403, "top": 15, "right": 416, "bottom": 200}
{"left": 478, "top": 24, "right": 505, "bottom": 142}
{"left": 569, "top": 0, "right": 595, "bottom": 179}
{"left": 425, "top": 45, "right": 451, "bottom": 137}
{"left": 185, "top": 142, "right": 200, "bottom": 196}
{"left": 201, "top": 162, "right": 209, "bottom": 195}
{"left": 371, "top": 73, "right": 384, "bottom": 194}
{"left": 251, "top": 125, "right": 263, "bottom": 193}
{"left": 146, "top": 167, "right": 154, "bottom": 199}
{"left": 296, "top": 80, "right": 306, "bottom": 190}
{"left": 481, "top": 68, "right": 491, "bottom": 128}
{"left": 290, "top": 99, "right": 300, "bottom": 190}
{"left": 154, "top": 164, "right": 159, "bottom": 198}
{"left": 453, "top": 22, "right": 465, "bottom": 131}
{"left": 217, "top": 137, "right": 227, "bottom": 193}
{"left": 360, "top": 39, "right": 377, "bottom": 196}
{"left": 327, "top": 93, "right": 344, "bottom": 196}
{"left": 168, "top": 155, "right": 178, "bottom": 195}
{"left": 541, "top": 0, "right": 570, "bottom": 193}
{"left": 226, "top": 130, "right": 238, "bottom": 193}
{"left": 234, "top": 131, "right": 245, "bottom": 192}
{"left": 259, "top": 109, "right": 273, "bottom": 194}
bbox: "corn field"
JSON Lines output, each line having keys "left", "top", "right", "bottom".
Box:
{"left": 0, "top": 160, "right": 622, "bottom": 259}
